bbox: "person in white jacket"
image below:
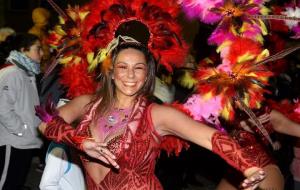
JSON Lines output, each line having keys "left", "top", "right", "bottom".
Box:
{"left": 39, "top": 99, "right": 86, "bottom": 190}
{"left": 39, "top": 142, "right": 86, "bottom": 190}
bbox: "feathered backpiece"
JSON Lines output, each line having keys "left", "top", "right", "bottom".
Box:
{"left": 195, "top": 65, "right": 271, "bottom": 120}
{"left": 180, "top": 0, "right": 270, "bottom": 45}
{"left": 195, "top": 38, "right": 300, "bottom": 121}
{"left": 179, "top": 0, "right": 300, "bottom": 45}
{"left": 46, "top": 0, "right": 188, "bottom": 98}
{"left": 196, "top": 42, "right": 300, "bottom": 147}
{"left": 179, "top": 0, "right": 300, "bottom": 150}
{"left": 218, "top": 36, "right": 269, "bottom": 67}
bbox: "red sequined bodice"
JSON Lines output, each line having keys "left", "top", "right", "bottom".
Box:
{"left": 76, "top": 99, "right": 163, "bottom": 190}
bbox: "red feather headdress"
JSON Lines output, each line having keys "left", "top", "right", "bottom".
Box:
{"left": 46, "top": 0, "right": 188, "bottom": 98}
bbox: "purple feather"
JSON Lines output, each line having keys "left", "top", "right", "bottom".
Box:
{"left": 35, "top": 97, "right": 58, "bottom": 123}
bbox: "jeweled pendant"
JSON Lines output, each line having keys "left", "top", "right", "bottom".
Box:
{"left": 107, "top": 115, "right": 117, "bottom": 124}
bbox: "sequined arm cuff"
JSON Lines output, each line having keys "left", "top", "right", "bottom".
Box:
{"left": 211, "top": 131, "right": 260, "bottom": 173}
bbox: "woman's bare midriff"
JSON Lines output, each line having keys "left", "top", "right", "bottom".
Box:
{"left": 84, "top": 161, "right": 110, "bottom": 184}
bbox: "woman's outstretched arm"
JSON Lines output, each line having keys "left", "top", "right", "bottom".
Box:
{"left": 152, "top": 104, "right": 265, "bottom": 185}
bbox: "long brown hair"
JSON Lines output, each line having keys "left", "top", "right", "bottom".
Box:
{"left": 91, "top": 42, "right": 156, "bottom": 118}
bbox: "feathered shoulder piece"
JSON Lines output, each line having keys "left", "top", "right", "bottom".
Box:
{"left": 194, "top": 37, "right": 272, "bottom": 120}
{"left": 159, "top": 103, "right": 191, "bottom": 156}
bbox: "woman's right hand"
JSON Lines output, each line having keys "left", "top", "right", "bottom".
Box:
{"left": 38, "top": 122, "right": 47, "bottom": 134}
{"left": 82, "top": 140, "right": 119, "bottom": 169}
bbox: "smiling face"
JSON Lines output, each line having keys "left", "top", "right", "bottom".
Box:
{"left": 94, "top": 42, "right": 156, "bottom": 116}
{"left": 112, "top": 48, "right": 147, "bottom": 99}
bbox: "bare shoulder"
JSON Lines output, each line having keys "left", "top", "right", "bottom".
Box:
{"left": 62, "top": 95, "right": 93, "bottom": 109}
{"left": 72, "top": 94, "right": 94, "bottom": 103}
{"left": 150, "top": 103, "right": 185, "bottom": 125}
{"left": 71, "top": 94, "right": 94, "bottom": 108}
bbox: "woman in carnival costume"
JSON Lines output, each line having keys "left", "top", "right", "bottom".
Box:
{"left": 37, "top": 35, "right": 268, "bottom": 190}
{"left": 35, "top": 0, "right": 269, "bottom": 189}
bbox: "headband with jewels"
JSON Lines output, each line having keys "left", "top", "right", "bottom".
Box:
{"left": 45, "top": 0, "right": 189, "bottom": 98}
{"left": 87, "top": 35, "right": 142, "bottom": 77}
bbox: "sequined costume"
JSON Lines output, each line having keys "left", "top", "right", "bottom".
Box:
{"left": 44, "top": 98, "right": 163, "bottom": 190}
{"left": 42, "top": 97, "right": 265, "bottom": 189}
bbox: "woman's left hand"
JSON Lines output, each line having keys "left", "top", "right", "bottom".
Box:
{"left": 240, "top": 170, "right": 266, "bottom": 190}
{"left": 82, "top": 140, "right": 119, "bottom": 169}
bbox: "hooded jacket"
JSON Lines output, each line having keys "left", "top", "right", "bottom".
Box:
{"left": 0, "top": 63, "right": 42, "bottom": 149}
